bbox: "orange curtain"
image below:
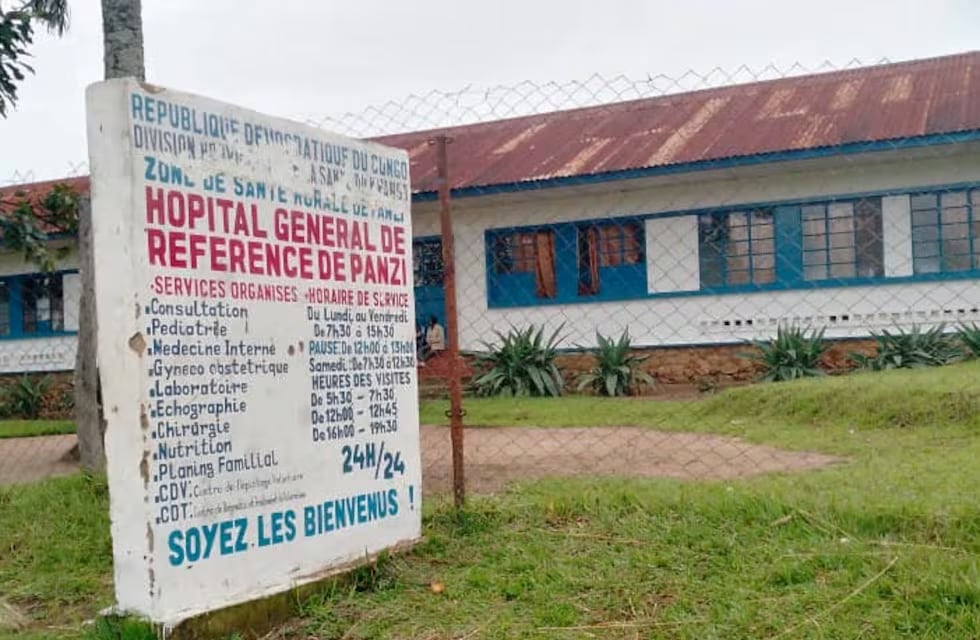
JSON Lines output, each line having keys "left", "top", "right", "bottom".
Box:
{"left": 534, "top": 231, "right": 557, "bottom": 298}
{"left": 624, "top": 223, "right": 641, "bottom": 264}
{"left": 579, "top": 227, "right": 600, "bottom": 295}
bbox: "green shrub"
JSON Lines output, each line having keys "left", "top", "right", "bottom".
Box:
{"left": 851, "top": 323, "right": 963, "bottom": 371}
{"left": 576, "top": 329, "right": 654, "bottom": 396}
{"left": 957, "top": 322, "right": 980, "bottom": 358}
{"left": 743, "top": 325, "right": 827, "bottom": 382}
{"left": 3, "top": 375, "right": 51, "bottom": 419}
{"left": 471, "top": 325, "right": 565, "bottom": 397}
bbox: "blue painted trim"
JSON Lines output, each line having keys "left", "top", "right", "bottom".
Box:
{"left": 484, "top": 219, "right": 649, "bottom": 307}
{"left": 484, "top": 268, "right": 980, "bottom": 309}
{"left": 411, "top": 131, "right": 980, "bottom": 202}
{"left": 0, "top": 269, "right": 79, "bottom": 341}
{"left": 475, "top": 180, "right": 980, "bottom": 231}
{"left": 477, "top": 180, "right": 980, "bottom": 309}
{"left": 907, "top": 185, "right": 979, "bottom": 276}
{"left": 774, "top": 205, "right": 803, "bottom": 286}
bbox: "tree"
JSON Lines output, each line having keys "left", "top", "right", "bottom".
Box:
{"left": 71, "top": 0, "right": 145, "bottom": 471}
{"left": 0, "top": 0, "right": 70, "bottom": 115}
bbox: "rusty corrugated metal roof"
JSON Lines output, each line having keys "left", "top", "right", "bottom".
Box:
{"left": 2, "top": 52, "right": 978, "bottom": 204}
{"left": 375, "top": 51, "right": 980, "bottom": 194}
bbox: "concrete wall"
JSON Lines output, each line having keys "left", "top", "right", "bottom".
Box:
{"left": 412, "top": 148, "right": 980, "bottom": 351}
{"left": 0, "top": 247, "right": 79, "bottom": 374}
{"left": 4, "top": 147, "right": 980, "bottom": 373}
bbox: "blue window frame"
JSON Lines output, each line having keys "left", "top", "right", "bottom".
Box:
{"left": 487, "top": 228, "right": 557, "bottom": 306}
{"left": 576, "top": 220, "right": 645, "bottom": 298}
{"left": 0, "top": 282, "right": 10, "bottom": 337}
{"left": 482, "top": 182, "right": 980, "bottom": 308}
{"left": 412, "top": 238, "right": 444, "bottom": 287}
{"left": 0, "top": 272, "right": 71, "bottom": 340}
{"left": 698, "top": 209, "right": 775, "bottom": 288}
{"left": 487, "top": 219, "right": 648, "bottom": 308}
{"left": 910, "top": 189, "right": 980, "bottom": 274}
{"left": 801, "top": 197, "right": 883, "bottom": 281}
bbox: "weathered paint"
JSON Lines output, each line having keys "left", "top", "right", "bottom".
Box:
{"left": 410, "top": 147, "right": 980, "bottom": 351}
{"left": 85, "top": 79, "right": 420, "bottom": 626}
{"left": 378, "top": 51, "right": 980, "bottom": 195}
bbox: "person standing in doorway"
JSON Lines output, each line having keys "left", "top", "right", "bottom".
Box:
{"left": 426, "top": 315, "right": 446, "bottom": 353}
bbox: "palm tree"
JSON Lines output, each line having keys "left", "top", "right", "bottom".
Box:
{"left": 0, "top": 0, "right": 71, "bottom": 115}
{"left": 100, "top": 0, "right": 143, "bottom": 79}
{"left": 74, "top": 0, "right": 145, "bottom": 471}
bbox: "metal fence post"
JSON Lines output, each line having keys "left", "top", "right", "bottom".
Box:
{"left": 432, "top": 135, "right": 466, "bottom": 508}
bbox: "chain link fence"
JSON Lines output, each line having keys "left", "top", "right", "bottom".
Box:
{"left": 0, "top": 166, "right": 86, "bottom": 485}
{"left": 0, "top": 57, "right": 977, "bottom": 504}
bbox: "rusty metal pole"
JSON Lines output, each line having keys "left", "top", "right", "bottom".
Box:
{"left": 433, "top": 135, "right": 465, "bottom": 508}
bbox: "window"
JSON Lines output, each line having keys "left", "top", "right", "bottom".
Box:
{"left": 412, "top": 239, "right": 444, "bottom": 287}
{"left": 492, "top": 232, "right": 538, "bottom": 275}
{"left": 801, "top": 197, "right": 883, "bottom": 281}
{"left": 22, "top": 275, "right": 64, "bottom": 334}
{"left": 490, "top": 230, "right": 556, "bottom": 299}
{"left": 698, "top": 209, "right": 775, "bottom": 288}
{"left": 0, "top": 283, "right": 9, "bottom": 337}
{"left": 911, "top": 189, "right": 980, "bottom": 274}
{"left": 0, "top": 273, "right": 71, "bottom": 339}
{"left": 577, "top": 222, "right": 643, "bottom": 296}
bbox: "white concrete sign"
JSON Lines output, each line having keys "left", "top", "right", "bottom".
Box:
{"left": 85, "top": 79, "right": 421, "bottom": 625}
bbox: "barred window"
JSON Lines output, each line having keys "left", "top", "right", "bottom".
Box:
{"left": 801, "top": 198, "right": 884, "bottom": 281}
{"left": 412, "top": 239, "right": 444, "bottom": 287}
{"left": 22, "top": 274, "right": 64, "bottom": 334}
{"left": 698, "top": 209, "right": 775, "bottom": 288}
{"left": 911, "top": 190, "right": 980, "bottom": 274}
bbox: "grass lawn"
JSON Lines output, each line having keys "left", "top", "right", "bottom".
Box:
{"left": 1, "top": 363, "right": 978, "bottom": 638}
{"left": 0, "top": 420, "right": 75, "bottom": 439}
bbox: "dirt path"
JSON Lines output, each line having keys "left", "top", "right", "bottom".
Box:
{"left": 1, "top": 427, "right": 841, "bottom": 492}
{"left": 419, "top": 425, "right": 841, "bottom": 494}
{"left": 0, "top": 435, "right": 78, "bottom": 485}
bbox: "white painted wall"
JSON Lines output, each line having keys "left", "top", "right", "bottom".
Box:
{"left": 646, "top": 216, "right": 699, "bottom": 294}
{"left": 0, "top": 249, "right": 80, "bottom": 374}
{"left": 3, "top": 147, "right": 980, "bottom": 371}
{"left": 883, "top": 195, "right": 914, "bottom": 277}
{"left": 412, "top": 149, "right": 980, "bottom": 350}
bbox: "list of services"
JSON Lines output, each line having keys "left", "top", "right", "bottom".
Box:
{"left": 88, "top": 79, "right": 421, "bottom": 624}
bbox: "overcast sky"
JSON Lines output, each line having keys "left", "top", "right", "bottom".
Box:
{"left": 1, "top": 0, "right": 978, "bottom": 182}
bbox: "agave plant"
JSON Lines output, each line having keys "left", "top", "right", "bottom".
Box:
{"left": 3, "top": 374, "right": 51, "bottom": 419}
{"left": 471, "top": 324, "right": 565, "bottom": 397}
{"left": 957, "top": 322, "right": 980, "bottom": 359}
{"left": 742, "top": 325, "right": 827, "bottom": 382}
{"left": 577, "top": 329, "right": 654, "bottom": 397}
{"left": 850, "top": 323, "right": 963, "bottom": 371}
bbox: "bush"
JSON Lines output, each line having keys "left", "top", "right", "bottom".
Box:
{"left": 743, "top": 325, "right": 827, "bottom": 382}
{"left": 851, "top": 323, "right": 963, "bottom": 371}
{"left": 957, "top": 322, "right": 980, "bottom": 358}
{"left": 471, "top": 324, "right": 565, "bottom": 397}
{"left": 2, "top": 375, "right": 51, "bottom": 419}
{"left": 576, "top": 329, "right": 654, "bottom": 397}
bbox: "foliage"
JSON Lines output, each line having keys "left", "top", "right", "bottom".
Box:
{"left": 741, "top": 324, "right": 827, "bottom": 382}
{"left": 0, "top": 418, "right": 73, "bottom": 438}
{"left": 0, "top": 0, "right": 70, "bottom": 117}
{"left": 957, "top": 322, "right": 980, "bottom": 359}
{"left": 470, "top": 324, "right": 565, "bottom": 397}
{"left": 2, "top": 374, "right": 50, "bottom": 419}
{"left": 576, "top": 329, "right": 654, "bottom": 396}
{"left": 0, "top": 182, "right": 81, "bottom": 271}
{"left": 6, "top": 364, "right": 980, "bottom": 637}
{"left": 851, "top": 323, "right": 963, "bottom": 371}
